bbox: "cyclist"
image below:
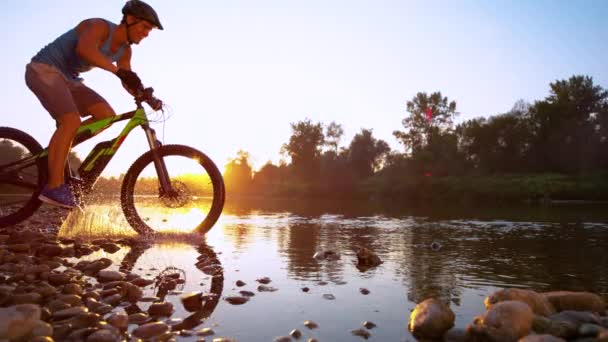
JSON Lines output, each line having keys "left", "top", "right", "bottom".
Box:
{"left": 25, "top": 0, "right": 163, "bottom": 208}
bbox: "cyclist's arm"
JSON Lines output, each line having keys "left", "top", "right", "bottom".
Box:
{"left": 117, "top": 47, "right": 138, "bottom": 95}
{"left": 76, "top": 19, "right": 119, "bottom": 74}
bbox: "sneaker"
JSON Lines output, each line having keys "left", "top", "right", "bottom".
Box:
{"left": 38, "top": 184, "right": 77, "bottom": 209}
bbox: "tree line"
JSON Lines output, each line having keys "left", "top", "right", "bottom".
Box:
{"left": 224, "top": 75, "right": 608, "bottom": 202}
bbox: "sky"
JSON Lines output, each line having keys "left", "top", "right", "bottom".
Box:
{"left": 1, "top": 0, "right": 607, "bottom": 175}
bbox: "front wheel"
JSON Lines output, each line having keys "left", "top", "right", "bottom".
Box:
{"left": 121, "top": 145, "right": 225, "bottom": 235}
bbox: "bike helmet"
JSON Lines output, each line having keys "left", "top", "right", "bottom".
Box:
{"left": 122, "top": 0, "right": 163, "bottom": 30}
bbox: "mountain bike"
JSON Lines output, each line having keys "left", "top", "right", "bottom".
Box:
{"left": 0, "top": 88, "right": 225, "bottom": 235}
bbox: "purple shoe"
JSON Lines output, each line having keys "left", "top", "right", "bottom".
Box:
{"left": 38, "top": 184, "right": 77, "bottom": 209}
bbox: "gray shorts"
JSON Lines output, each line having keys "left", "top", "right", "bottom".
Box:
{"left": 25, "top": 62, "right": 109, "bottom": 120}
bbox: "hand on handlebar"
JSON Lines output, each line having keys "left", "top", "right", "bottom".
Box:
{"left": 135, "top": 87, "right": 163, "bottom": 111}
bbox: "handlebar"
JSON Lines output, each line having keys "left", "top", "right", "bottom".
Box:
{"left": 134, "top": 87, "right": 163, "bottom": 110}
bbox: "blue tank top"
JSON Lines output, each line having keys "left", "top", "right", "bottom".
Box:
{"left": 32, "top": 19, "right": 127, "bottom": 80}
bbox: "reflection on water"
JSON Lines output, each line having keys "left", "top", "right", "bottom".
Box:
{"left": 58, "top": 197, "right": 608, "bottom": 341}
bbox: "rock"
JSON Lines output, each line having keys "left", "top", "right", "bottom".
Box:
{"left": 257, "top": 277, "right": 271, "bottom": 284}
{"left": 102, "top": 293, "right": 122, "bottom": 306}
{"left": 236, "top": 280, "right": 246, "bottom": 287}
{"left": 239, "top": 290, "right": 255, "bottom": 297}
{"left": 302, "top": 287, "right": 310, "bottom": 293}
{"left": 132, "top": 322, "right": 170, "bottom": 339}
{"left": 258, "top": 285, "right": 278, "bottom": 292}
{"left": 97, "top": 270, "right": 125, "bottom": 282}
{"left": 313, "top": 250, "right": 340, "bottom": 261}
{"left": 57, "top": 294, "right": 82, "bottom": 306}
{"left": 7, "top": 243, "right": 30, "bottom": 253}
{"left": 128, "top": 312, "right": 149, "bottom": 324}
{"left": 485, "top": 288, "right": 555, "bottom": 316}
{"left": 466, "top": 300, "right": 533, "bottom": 342}
{"left": 11, "top": 292, "right": 42, "bottom": 305}
{"left": 181, "top": 292, "right": 203, "bottom": 312}
{"left": 304, "top": 320, "right": 318, "bottom": 329}
{"left": 196, "top": 327, "right": 215, "bottom": 336}
{"left": 443, "top": 327, "right": 468, "bottom": 342}
{"left": 148, "top": 302, "right": 174, "bottom": 316}
{"left": 52, "top": 306, "right": 88, "bottom": 320}
{"left": 542, "top": 291, "right": 606, "bottom": 313}
{"left": 290, "top": 329, "right": 302, "bottom": 338}
{"left": 579, "top": 323, "right": 604, "bottom": 337}
{"left": 360, "top": 288, "right": 370, "bottom": 295}
{"left": 100, "top": 243, "right": 120, "bottom": 253}
{"left": 351, "top": 328, "right": 371, "bottom": 339}
{"left": 548, "top": 311, "right": 601, "bottom": 338}
{"left": 48, "top": 273, "right": 72, "bottom": 286}
{"left": 0, "top": 304, "right": 41, "bottom": 340}
{"left": 63, "top": 283, "right": 84, "bottom": 296}
{"left": 86, "top": 329, "right": 120, "bottom": 342}
{"left": 107, "top": 312, "right": 128, "bottom": 330}
{"left": 519, "top": 334, "right": 566, "bottom": 342}
{"left": 131, "top": 277, "right": 154, "bottom": 287}
{"left": 274, "top": 336, "right": 292, "bottom": 342}
{"left": 408, "top": 298, "right": 455, "bottom": 339}
{"left": 224, "top": 296, "right": 249, "bottom": 305}
{"left": 363, "top": 321, "right": 376, "bottom": 329}
{"left": 124, "top": 282, "right": 143, "bottom": 303}
{"left": 322, "top": 294, "right": 335, "bottom": 300}
{"left": 36, "top": 244, "right": 63, "bottom": 257}
{"left": 30, "top": 320, "right": 53, "bottom": 337}
{"left": 354, "top": 246, "right": 382, "bottom": 270}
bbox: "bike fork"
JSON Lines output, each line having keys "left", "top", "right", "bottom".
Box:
{"left": 142, "top": 125, "right": 173, "bottom": 195}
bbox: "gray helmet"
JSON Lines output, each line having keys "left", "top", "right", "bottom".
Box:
{"left": 122, "top": 0, "right": 163, "bottom": 30}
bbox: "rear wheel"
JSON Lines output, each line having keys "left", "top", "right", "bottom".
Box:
{"left": 121, "top": 145, "right": 225, "bottom": 235}
{"left": 0, "top": 127, "right": 46, "bottom": 227}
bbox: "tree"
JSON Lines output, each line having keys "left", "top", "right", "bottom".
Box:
{"left": 529, "top": 75, "right": 608, "bottom": 173}
{"left": 224, "top": 150, "right": 253, "bottom": 193}
{"left": 325, "top": 121, "right": 344, "bottom": 154}
{"left": 393, "top": 91, "right": 458, "bottom": 157}
{"left": 347, "top": 128, "right": 390, "bottom": 179}
{"left": 281, "top": 119, "right": 325, "bottom": 181}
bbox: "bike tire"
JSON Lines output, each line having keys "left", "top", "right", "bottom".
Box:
{"left": 121, "top": 145, "right": 225, "bottom": 235}
{"left": 0, "top": 127, "right": 46, "bottom": 228}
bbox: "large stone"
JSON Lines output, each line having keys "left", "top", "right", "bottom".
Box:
{"left": 466, "top": 300, "right": 533, "bottom": 342}
{"left": 148, "top": 302, "right": 174, "bottom": 316}
{"left": 519, "top": 334, "right": 566, "bottom": 342}
{"left": 181, "top": 292, "right": 203, "bottom": 312}
{"left": 355, "top": 246, "right": 382, "bottom": 270}
{"left": 484, "top": 288, "right": 555, "bottom": 316}
{"left": 97, "top": 270, "right": 125, "bottom": 282}
{"left": 132, "top": 322, "right": 170, "bottom": 339}
{"left": 408, "top": 298, "right": 455, "bottom": 339}
{"left": 542, "top": 291, "right": 606, "bottom": 313}
{"left": 0, "top": 304, "right": 42, "bottom": 340}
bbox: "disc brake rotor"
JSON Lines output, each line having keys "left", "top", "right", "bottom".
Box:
{"left": 160, "top": 181, "right": 191, "bottom": 208}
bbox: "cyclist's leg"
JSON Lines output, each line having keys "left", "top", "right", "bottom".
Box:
{"left": 71, "top": 83, "right": 116, "bottom": 124}
{"left": 25, "top": 62, "right": 81, "bottom": 189}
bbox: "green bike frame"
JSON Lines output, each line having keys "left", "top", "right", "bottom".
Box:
{"left": 43, "top": 106, "right": 172, "bottom": 195}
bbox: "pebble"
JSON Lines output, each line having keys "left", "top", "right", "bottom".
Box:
{"left": 351, "top": 328, "right": 371, "bottom": 339}
{"left": 363, "top": 321, "right": 376, "bottom": 329}
{"left": 196, "top": 327, "right": 215, "bottom": 336}
{"left": 304, "top": 320, "right": 318, "bottom": 329}
{"left": 257, "top": 277, "right": 272, "bottom": 284}
{"left": 224, "top": 296, "right": 249, "bottom": 305}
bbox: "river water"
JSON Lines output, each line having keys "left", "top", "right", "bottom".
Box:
{"left": 58, "top": 198, "right": 608, "bottom": 341}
